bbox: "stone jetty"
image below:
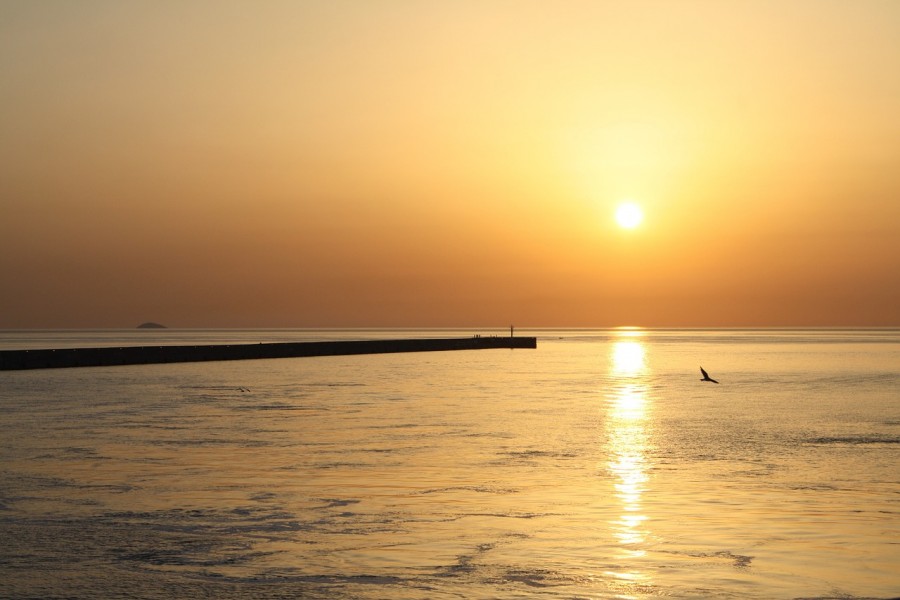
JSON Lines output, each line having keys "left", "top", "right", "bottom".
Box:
{"left": 0, "top": 336, "right": 537, "bottom": 371}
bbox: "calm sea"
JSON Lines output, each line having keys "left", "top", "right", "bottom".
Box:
{"left": 1, "top": 329, "right": 898, "bottom": 599}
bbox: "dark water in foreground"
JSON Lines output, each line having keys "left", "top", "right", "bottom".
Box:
{"left": 1, "top": 329, "right": 898, "bottom": 599}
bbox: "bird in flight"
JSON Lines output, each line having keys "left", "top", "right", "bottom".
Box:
{"left": 700, "top": 366, "right": 719, "bottom": 384}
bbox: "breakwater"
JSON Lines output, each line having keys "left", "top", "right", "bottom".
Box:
{"left": 0, "top": 336, "right": 537, "bottom": 371}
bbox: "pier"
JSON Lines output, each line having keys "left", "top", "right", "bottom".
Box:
{"left": 0, "top": 336, "right": 537, "bottom": 371}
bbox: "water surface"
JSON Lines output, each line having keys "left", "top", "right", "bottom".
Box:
{"left": 1, "top": 329, "right": 898, "bottom": 598}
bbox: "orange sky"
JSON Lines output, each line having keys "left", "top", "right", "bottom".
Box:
{"left": 2, "top": 1, "right": 898, "bottom": 328}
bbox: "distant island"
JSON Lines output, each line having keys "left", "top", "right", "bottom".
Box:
{"left": 137, "top": 322, "right": 167, "bottom": 329}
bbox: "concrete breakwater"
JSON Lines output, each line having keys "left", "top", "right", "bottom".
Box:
{"left": 0, "top": 336, "right": 538, "bottom": 371}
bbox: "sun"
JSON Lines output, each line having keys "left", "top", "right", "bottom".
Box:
{"left": 615, "top": 202, "right": 644, "bottom": 229}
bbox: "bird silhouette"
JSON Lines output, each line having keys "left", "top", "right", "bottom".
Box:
{"left": 700, "top": 366, "right": 719, "bottom": 384}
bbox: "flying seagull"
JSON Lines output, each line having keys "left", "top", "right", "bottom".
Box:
{"left": 700, "top": 366, "right": 719, "bottom": 384}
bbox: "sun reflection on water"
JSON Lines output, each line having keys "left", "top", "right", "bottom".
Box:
{"left": 605, "top": 335, "right": 652, "bottom": 588}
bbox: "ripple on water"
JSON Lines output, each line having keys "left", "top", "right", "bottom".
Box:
{"left": 416, "top": 486, "right": 519, "bottom": 495}
{"left": 805, "top": 434, "right": 900, "bottom": 446}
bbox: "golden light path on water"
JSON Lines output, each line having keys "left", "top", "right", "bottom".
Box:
{"left": 605, "top": 332, "right": 652, "bottom": 591}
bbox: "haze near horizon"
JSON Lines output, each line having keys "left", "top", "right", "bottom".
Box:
{"left": 2, "top": 1, "right": 898, "bottom": 328}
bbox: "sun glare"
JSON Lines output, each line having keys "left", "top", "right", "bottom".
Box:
{"left": 615, "top": 202, "right": 644, "bottom": 229}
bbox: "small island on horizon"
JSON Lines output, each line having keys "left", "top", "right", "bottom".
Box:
{"left": 137, "top": 322, "right": 167, "bottom": 329}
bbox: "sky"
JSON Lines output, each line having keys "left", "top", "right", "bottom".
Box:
{"left": 1, "top": 0, "right": 899, "bottom": 328}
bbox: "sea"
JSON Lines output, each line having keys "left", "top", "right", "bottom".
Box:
{"left": 0, "top": 328, "right": 897, "bottom": 600}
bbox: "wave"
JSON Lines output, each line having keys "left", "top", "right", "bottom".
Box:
{"left": 805, "top": 434, "right": 900, "bottom": 446}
